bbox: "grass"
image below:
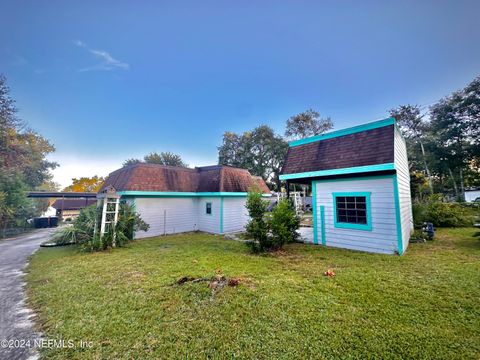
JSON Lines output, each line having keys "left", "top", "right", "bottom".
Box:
{"left": 27, "top": 228, "right": 480, "bottom": 359}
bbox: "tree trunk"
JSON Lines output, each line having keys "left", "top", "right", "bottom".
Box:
{"left": 459, "top": 168, "right": 465, "bottom": 202}
{"left": 419, "top": 141, "right": 433, "bottom": 193}
{"left": 447, "top": 167, "right": 459, "bottom": 200}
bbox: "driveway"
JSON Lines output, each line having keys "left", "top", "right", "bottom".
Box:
{"left": 0, "top": 228, "right": 55, "bottom": 360}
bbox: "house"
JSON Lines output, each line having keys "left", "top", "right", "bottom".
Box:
{"left": 280, "top": 117, "right": 413, "bottom": 255}
{"left": 99, "top": 164, "right": 270, "bottom": 238}
{"left": 465, "top": 188, "right": 480, "bottom": 203}
{"left": 51, "top": 198, "right": 97, "bottom": 221}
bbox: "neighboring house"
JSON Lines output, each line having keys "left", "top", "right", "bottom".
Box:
{"left": 99, "top": 164, "right": 270, "bottom": 238}
{"left": 52, "top": 198, "right": 96, "bottom": 220}
{"left": 280, "top": 117, "right": 413, "bottom": 255}
{"left": 465, "top": 188, "right": 480, "bottom": 202}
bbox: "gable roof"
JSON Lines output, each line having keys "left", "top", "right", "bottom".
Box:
{"left": 280, "top": 118, "right": 396, "bottom": 179}
{"left": 100, "top": 164, "right": 270, "bottom": 194}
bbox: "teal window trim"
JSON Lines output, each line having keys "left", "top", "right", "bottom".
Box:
{"left": 117, "top": 191, "right": 271, "bottom": 198}
{"left": 279, "top": 163, "right": 395, "bottom": 181}
{"left": 392, "top": 175, "right": 404, "bottom": 255}
{"left": 332, "top": 192, "right": 372, "bottom": 231}
{"left": 219, "top": 197, "right": 224, "bottom": 233}
{"left": 288, "top": 117, "right": 395, "bottom": 147}
{"left": 320, "top": 205, "right": 326, "bottom": 245}
{"left": 205, "top": 202, "right": 212, "bottom": 215}
{"left": 312, "top": 181, "right": 318, "bottom": 244}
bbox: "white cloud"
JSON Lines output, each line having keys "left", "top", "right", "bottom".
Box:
{"left": 74, "top": 40, "right": 129, "bottom": 72}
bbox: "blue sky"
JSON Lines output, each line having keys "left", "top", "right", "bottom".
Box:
{"left": 1, "top": 1, "right": 479, "bottom": 187}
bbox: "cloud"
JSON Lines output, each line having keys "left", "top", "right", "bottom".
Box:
{"left": 74, "top": 40, "right": 129, "bottom": 72}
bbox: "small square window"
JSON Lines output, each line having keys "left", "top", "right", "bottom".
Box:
{"left": 333, "top": 192, "right": 371, "bottom": 231}
{"left": 206, "top": 202, "right": 212, "bottom": 215}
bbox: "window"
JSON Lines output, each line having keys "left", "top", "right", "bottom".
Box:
{"left": 333, "top": 192, "right": 371, "bottom": 231}
{"left": 205, "top": 202, "right": 212, "bottom": 215}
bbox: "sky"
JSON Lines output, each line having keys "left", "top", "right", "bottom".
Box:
{"left": 1, "top": 1, "right": 479, "bottom": 188}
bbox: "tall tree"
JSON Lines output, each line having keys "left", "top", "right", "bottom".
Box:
{"left": 218, "top": 125, "right": 288, "bottom": 190}
{"left": 0, "top": 74, "right": 57, "bottom": 230}
{"left": 143, "top": 152, "right": 188, "bottom": 167}
{"left": 429, "top": 76, "right": 480, "bottom": 200}
{"left": 63, "top": 176, "right": 105, "bottom": 192}
{"left": 389, "top": 104, "right": 433, "bottom": 193}
{"left": 285, "top": 109, "right": 333, "bottom": 139}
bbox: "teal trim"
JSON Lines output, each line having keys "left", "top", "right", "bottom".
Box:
{"left": 117, "top": 191, "right": 271, "bottom": 198}
{"left": 332, "top": 192, "right": 372, "bottom": 231}
{"left": 392, "top": 174, "right": 404, "bottom": 255}
{"left": 312, "top": 180, "right": 318, "bottom": 244}
{"left": 320, "top": 205, "right": 326, "bottom": 245}
{"left": 315, "top": 174, "right": 395, "bottom": 183}
{"left": 205, "top": 202, "right": 212, "bottom": 216}
{"left": 279, "top": 163, "right": 395, "bottom": 181}
{"left": 289, "top": 117, "right": 395, "bottom": 147}
{"left": 219, "top": 197, "right": 224, "bottom": 233}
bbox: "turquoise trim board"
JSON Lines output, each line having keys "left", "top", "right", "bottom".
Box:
{"left": 289, "top": 117, "right": 395, "bottom": 147}
{"left": 117, "top": 191, "right": 272, "bottom": 198}
{"left": 392, "top": 175, "right": 404, "bottom": 255}
{"left": 312, "top": 180, "right": 318, "bottom": 244}
{"left": 320, "top": 205, "right": 326, "bottom": 245}
{"left": 279, "top": 163, "right": 395, "bottom": 181}
{"left": 219, "top": 197, "right": 224, "bottom": 233}
{"left": 332, "top": 192, "right": 372, "bottom": 231}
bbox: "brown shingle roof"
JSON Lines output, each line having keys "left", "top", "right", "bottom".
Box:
{"left": 281, "top": 124, "right": 395, "bottom": 175}
{"left": 52, "top": 199, "right": 96, "bottom": 210}
{"left": 100, "top": 164, "right": 270, "bottom": 193}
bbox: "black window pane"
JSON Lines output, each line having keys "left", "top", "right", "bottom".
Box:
{"left": 336, "top": 195, "right": 368, "bottom": 225}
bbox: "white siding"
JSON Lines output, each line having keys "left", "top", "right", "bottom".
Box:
{"left": 315, "top": 177, "right": 399, "bottom": 254}
{"left": 197, "top": 197, "right": 222, "bottom": 234}
{"left": 223, "top": 197, "right": 249, "bottom": 233}
{"left": 394, "top": 127, "right": 413, "bottom": 253}
{"left": 134, "top": 197, "right": 198, "bottom": 238}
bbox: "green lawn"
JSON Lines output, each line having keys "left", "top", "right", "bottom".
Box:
{"left": 27, "top": 228, "right": 480, "bottom": 359}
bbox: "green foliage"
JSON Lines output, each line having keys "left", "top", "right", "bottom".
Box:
{"left": 268, "top": 199, "right": 300, "bottom": 248}
{"left": 245, "top": 191, "right": 300, "bottom": 252}
{"left": 122, "top": 152, "right": 188, "bottom": 168}
{"left": 52, "top": 203, "right": 149, "bottom": 251}
{"left": 284, "top": 108, "right": 333, "bottom": 140}
{"left": 0, "top": 74, "right": 56, "bottom": 230}
{"left": 245, "top": 191, "right": 270, "bottom": 253}
{"left": 412, "top": 195, "right": 472, "bottom": 227}
{"left": 218, "top": 125, "right": 288, "bottom": 190}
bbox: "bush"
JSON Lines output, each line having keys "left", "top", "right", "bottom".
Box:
{"left": 51, "top": 202, "right": 149, "bottom": 251}
{"left": 245, "top": 191, "right": 300, "bottom": 253}
{"left": 245, "top": 191, "right": 270, "bottom": 253}
{"left": 412, "top": 195, "right": 472, "bottom": 227}
{"left": 269, "top": 199, "right": 300, "bottom": 248}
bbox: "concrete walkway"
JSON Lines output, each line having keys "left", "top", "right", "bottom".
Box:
{"left": 0, "top": 228, "right": 54, "bottom": 360}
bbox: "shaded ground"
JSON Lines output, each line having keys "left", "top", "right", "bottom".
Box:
{"left": 0, "top": 228, "right": 54, "bottom": 360}
{"left": 28, "top": 228, "right": 480, "bottom": 359}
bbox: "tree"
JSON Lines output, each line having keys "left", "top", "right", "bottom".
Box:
{"left": 122, "top": 152, "right": 188, "bottom": 168}
{"left": 63, "top": 176, "right": 105, "bottom": 192}
{"left": 285, "top": 109, "right": 333, "bottom": 139}
{"left": 429, "top": 76, "right": 480, "bottom": 200}
{"left": 389, "top": 104, "right": 433, "bottom": 193}
{"left": 0, "top": 74, "right": 57, "bottom": 231}
{"left": 122, "top": 158, "right": 142, "bottom": 167}
{"left": 143, "top": 152, "right": 188, "bottom": 167}
{"left": 218, "top": 125, "right": 288, "bottom": 190}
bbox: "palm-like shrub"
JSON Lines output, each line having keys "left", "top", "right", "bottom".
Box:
{"left": 51, "top": 203, "right": 149, "bottom": 251}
